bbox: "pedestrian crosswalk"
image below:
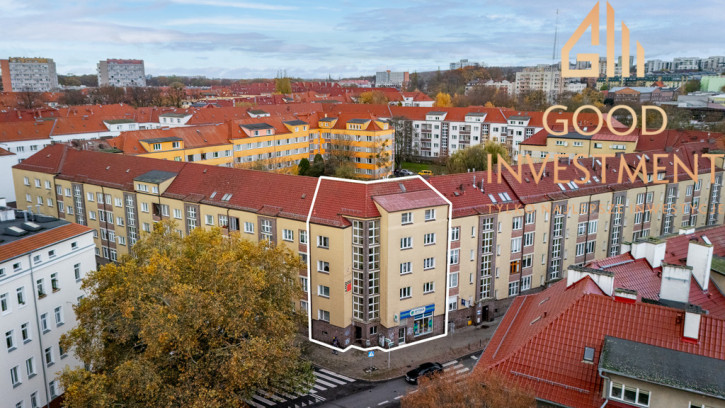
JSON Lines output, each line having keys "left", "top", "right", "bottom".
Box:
{"left": 245, "top": 368, "right": 356, "bottom": 408}
{"left": 442, "top": 360, "right": 470, "bottom": 377}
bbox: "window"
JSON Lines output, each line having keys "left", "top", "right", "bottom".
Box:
{"left": 425, "top": 209, "right": 436, "bottom": 221}
{"left": 583, "top": 347, "right": 595, "bottom": 362}
{"left": 523, "top": 231, "right": 534, "bottom": 247}
{"left": 244, "top": 222, "right": 254, "bottom": 233}
{"left": 10, "top": 365, "right": 20, "bottom": 387}
{"left": 51, "top": 273, "right": 59, "bottom": 291}
{"left": 522, "top": 254, "right": 533, "bottom": 269}
{"left": 173, "top": 208, "right": 182, "bottom": 219}
{"left": 400, "top": 237, "right": 412, "bottom": 249}
{"left": 317, "top": 285, "right": 330, "bottom": 298}
{"left": 282, "top": 229, "right": 294, "bottom": 241}
{"left": 20, "top": 323, "right": 30, "bottom": 342}
{"left": 40, "top": 313, "right": 49, "bottom": 333}
{"left": 299, "top": 230, "right": 308, "bottom": 244}
{"left": 401, "top": 212, "right": 413, "bottom": 224}
{"left": 451, "top": 226, "right": 460, "bottom": 241}
{"left": 54, "top": 306, "right": 63, "bottom": 326}
{"left": 141, "top": 202, "right": 149, "bottom": 213}
{"left": 49, "top": 380, "right": 59, "bottom": 398}
{"left": 508, "top": 281, "right": 520, "bottom": 296}
{"left": 299, "top": 277, "right": 308, "bottom": 293}
{"left": 576, "top": 242, "right": 585, "bottom": 257}
{"left": 610, "top": 382, "right": 650, "bottom": 407}
{"left": 16, "top": 287, "right": 25, "bottom": 306}
{"left": 423, "top": 257, "right": 435, "bottom": 270}
{"left": 586, "top": 241, "right": 596, "bottom": 254}
{"left": 6, "top": 330, "right": 15, "bottom": 350}
{"left": 512, "top": 216, "right": 522, "bottom": 230}
{"left": 588, "top": 220, "right": 597, "bottom": 234}
{"left": 423, "top": 281, "right": 435, "bottom": 293}
{"left": 317, "top": 260, "right": 330, "bottom": 273}
{"left": 449, "top": 272, "right": 459, "bottom": 288}
{"left": 36, "top": 279, "right": 45, "bottom": 298}
{"left": 450, "top": 248, "right": 460, "bottom": 265}
{"left": 88, "top": 210, "right": 96, "bottom": 220}
{"left": 0, "top": 293, "right": 7, "bottom": 313}
{"left": 205, "top": 215, "right": 214, "bottom": 225}
{"left": 424, "top": 232, "right": 436, "bottom": 245}
{"left": 400, "top": 286, "right": 412, "bottom": 299}
{"left": 26, "top": 357, "right": 36, "bottom": 377}
{"left": 522, "top": 275, "right": 531, "bottom": 291}
{"left": 577, "top": 222, "right": 586, "bottom": 236}
{"left": 400, "top": 262, "right": 412, "bottom": 275}
{"left": 44, "top": 346, "right": 54, "bottom": 366}
{"left": 317, "top": 309, "right": 330, "bottom": 322}
{"left": 317, "top": 236, "right": 329, "bottom": 248}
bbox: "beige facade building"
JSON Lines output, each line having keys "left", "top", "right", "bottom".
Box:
{"left": 12, "top": 140, "right": 725, "bottom": 349}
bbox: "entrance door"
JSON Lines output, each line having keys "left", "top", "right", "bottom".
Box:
{"left": 398, "top": 327, "right": 406, "bottom": 345}
{"left": 355, "top": 326, "right": 362, "bottom": 339}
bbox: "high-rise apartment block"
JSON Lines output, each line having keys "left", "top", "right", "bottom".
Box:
{"left": 97, "top": 59, "right": 146, "bottom": 87}
{"left": 375, "top": 70, "right": 409, "bottom": 88}
{"left": 515, "top": 67, "right": 562, "bottom": 102}
{"left": 0, "top": 58, "right": 58, "bottom": 92}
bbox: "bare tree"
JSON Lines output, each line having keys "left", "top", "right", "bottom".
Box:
{"left": 17, "top": 89, "right": 42, "bottom": 109}
{"left": 389, "top": 115, "right": 415, "bottom": 168}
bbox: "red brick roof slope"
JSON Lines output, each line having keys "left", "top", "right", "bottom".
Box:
{"left": 373, "top": 190, "right": 446, "bottom": 212}
{"left": 519, "top": 129, "right": 548, "bottom": 146}
{"left": 0, "top": 223, "right": 92, "bottom": 262}
{"left": 0, "top": 120, "right": 54, "bottom": 142}
{"left": 13, "top": 143, "right": 68, "bottom": 173}
{"left": 26, "top": 147, "right": 186, "bottom": 190}
{"left": 109, "top": 124, "right": 231, "bottom": 154}
{"left": 477, "top": 277, "right": 725, "bottom": 408}
{"left": 163, "top": 164, "right": 318, "bottom": 222}
{"left": 0, "top": 146, "right": 14, "bottom": 156}
{"left": 311, "top": 178, "right": 434, "bottom": 227}
{"left": 428, "top": 171, "right": 521, "bottom": 217}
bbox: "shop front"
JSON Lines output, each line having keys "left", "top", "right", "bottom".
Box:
{"left": 400, "top": 304, "right": 435, "bottom": 339}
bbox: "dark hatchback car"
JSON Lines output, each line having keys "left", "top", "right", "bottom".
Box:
{"left": 405, "top": 362, "right": 443, "bottom": 384}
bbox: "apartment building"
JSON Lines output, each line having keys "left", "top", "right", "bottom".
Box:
{"left": 375, "top": 71, "right": 409, "bottom": 88}
{"left": 520, "top": 129, "right": 638, "bottom": 160}
{"left": 673, "top": 57, "right": 702, "bottom": 71}
{"left": 0, "top": 58, "right": 59, "bottom": 92}
{"left": 97, "top": 59, "right": 146, "bottom": 87}
{"left": 0, "top": 200, "right": 95, "bottom": 408}
{"left": 12, "top": 141, "right": 724, "bottom": 350}
{"left": 515, "top": 67, "right": 562, "bottom": 102}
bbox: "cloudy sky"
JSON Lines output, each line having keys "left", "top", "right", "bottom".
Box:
{"left": 1, "top": 0, "right": 723, "bottom": 79}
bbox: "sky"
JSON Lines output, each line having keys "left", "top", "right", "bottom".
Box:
{"left": 1, "top": 0, "right": 723, "bottom": 79}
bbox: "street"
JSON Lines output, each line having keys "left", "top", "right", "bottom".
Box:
{"left": 319, "top": 351, "right": 482, "bottom": 408}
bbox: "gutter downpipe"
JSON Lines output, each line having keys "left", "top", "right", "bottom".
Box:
{"left": 598, "top": 367, "right": 611, "bottom": 408}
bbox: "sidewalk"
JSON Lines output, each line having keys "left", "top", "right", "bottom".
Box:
{"left": 301, "top": 319, "right": 501, "bottom": 382}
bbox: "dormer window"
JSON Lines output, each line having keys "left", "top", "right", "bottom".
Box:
{"left": 153, "top": 143, "right": 161, "bottom": 151}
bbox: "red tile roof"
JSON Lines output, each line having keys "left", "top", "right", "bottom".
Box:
{"left": 477, "top": 276, "right": 725, "bottom": 408}
{"left": 0, "top": 222, "right": 92, "bottom": 262}
{"left": 0, "top": 120, "right": 54, "bottom": 142}
{"left": 109, "top": 124, "right": 232, "bottom": 154}
{"left": 372, "top": 189, "right": 446, "bottom": 212}
{"left": 0, "top": 147, "right": 14, "bottom": 156}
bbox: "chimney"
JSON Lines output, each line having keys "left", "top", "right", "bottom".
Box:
{"left": 613, "top": 288, "right": 637, "bottom": 303}
{"left": 660, "top": 263, "right": 692, "bottom": 304}
{"left": 630, "top": 237, "right": 666, "bottom": 268}
{"left": 566, "top": 265, "right": 614, "bottom": 296}
{"left": 683, "top": 305, "right": 702, "bottom": 342}
{"left": 687, "top": 236, "right": 714, "bottom": 291}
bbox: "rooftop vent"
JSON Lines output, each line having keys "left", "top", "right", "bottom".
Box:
{"left": 4, "top": 226, "right": 27, "bottom": 237}
{"left": 21, "top": 222, "right": 42, "bottom": 232}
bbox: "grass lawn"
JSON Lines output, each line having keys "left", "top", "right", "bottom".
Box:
{"left": 400, "top": 161, "right": 446, "bottom": 175}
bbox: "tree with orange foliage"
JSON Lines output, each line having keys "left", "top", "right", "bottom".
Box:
{"left": 435, "top": 92, "right": 453, "bottom": 107}
{"left": 401, "top": 369, "right": 535, "bottom": 408}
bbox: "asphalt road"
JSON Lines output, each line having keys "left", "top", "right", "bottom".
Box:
{"left": 319, "top": 351, "right": 482, "bottom": 408}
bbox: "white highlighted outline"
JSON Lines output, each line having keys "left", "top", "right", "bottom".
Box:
{"left": 305, "top": 175, "right": 453, "bottom": 353}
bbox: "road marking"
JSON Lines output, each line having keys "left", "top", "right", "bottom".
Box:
{"left": 319, "top": 369, "right": 356, "bottom": 382}
{"left": 456, "top": 367, "right": 470, "bottom": 375}
{"left": 251, "top": 394, "right": 275, "bottom": 406}
{"left": 313, "top": 377, "right": 337, "bottom": 388}
{"left": 314, "top": 372, "right": 348, "bottom": 385}
{"left": 311, "top": 383, "right": 327, "bottom": 392}
{"left": 442, "top": 360, "right": 457, "bottom": 367}
{"left": 377, "top": 401, "right": 389, "bottom": 406}
{"left": 471, "top": 355, "right": 478, "bottom": 360}
{"left": 394, "top": 395, "right": 403, "bottom": 400}
{"left": 244, "top": 400, "right": 265, "bottom": 408}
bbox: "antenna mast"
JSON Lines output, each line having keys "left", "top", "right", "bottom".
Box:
{"left": 552, "top": 9, "right": 559, "bottom": 65}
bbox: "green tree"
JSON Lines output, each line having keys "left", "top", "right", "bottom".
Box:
{"left": 307, "top": 154, "right": 326, "bottom": 177}
{"left": 558, "top": 87, "right": 605, "bottom": 111}
{"left": 275, "top": 77, "right": 292, "bottom": 94}
{"left": 446, "top": 142, "right": 510, "bottom": 174}
{"left": 298, "top": 158, "right": 311, "bottom": 175}
{"left": 59, "top": 222, "right": 313, "bottom": 408}
{"left": 600, "top": 83, "right": 610, "bottom": 91}
{"left": 683, "top": 79, "right": 701, "bottom": 94}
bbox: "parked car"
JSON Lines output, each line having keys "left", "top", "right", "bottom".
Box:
{"left": 418, "top": 170, "right": 433, "bottom": 176}
{"left": 405, "top": 362, "right": 443, "bottom": 384}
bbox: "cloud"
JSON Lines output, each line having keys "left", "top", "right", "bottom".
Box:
{"left": 168, "top": 0, "right": 297, "bottom": 11}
